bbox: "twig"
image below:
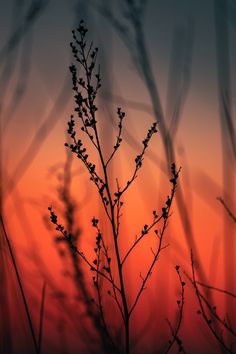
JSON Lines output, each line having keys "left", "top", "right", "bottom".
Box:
{"left": 165, "top": 265, "right": 186, "bottom": 353}
{"left": 199, "top": 291, "right": 236, "bottom": 338}
{"left": 49, "top": 208, "right": 121, "bottom": 293}
{"left": 196, "top": 280, "right": 236, "bottom": 299}
{"left": 191, "top": 250, "right": 233, "bottom": 353}
{"left": 129, "top": 165, "right": 180, "bottom": 316}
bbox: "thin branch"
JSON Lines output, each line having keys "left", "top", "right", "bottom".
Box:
{"left": 199, "top": 292, "right": 236, "bottom": 338}
{"left": 105, "top": 108, "right": 125, "bottom": 167}
{"left": 165, "top": 266, "right": 186, "bottom": 353}
{"left": 49, "top": 208, "right": 121, "bottom": 293}
{"left": 191, "top": 250, "right": 233, "bottom": 354}
{"left": 114, "top": 122, "right": 158, "bottom": 206}
{"left": 129, "top": 166, "right": 180, "bottom": 316}
{"left": 122, "top": 213, "right": 164, "bottom": 266}
{"left": 196, "top": 280, "right": 236, "bottom": 299}
{"left": 123, "top": 165, "right": 180, "bottom": 266}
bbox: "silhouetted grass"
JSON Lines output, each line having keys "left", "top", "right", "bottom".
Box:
{"left": 0, "top": 215, "right": 39, "bottom": 354}
{"left": 38, "top": 281, "right": 46, "bottom": 354}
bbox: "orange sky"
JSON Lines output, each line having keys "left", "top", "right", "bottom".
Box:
{"left": 1, "top": 1, "right": 236, "bottom": 353}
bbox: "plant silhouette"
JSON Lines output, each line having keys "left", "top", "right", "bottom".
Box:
{"left": 49, "top": 20, "right": 180, "bottom": 354}
{"left": 1, "top": 2, "right": 235, "bottom": 353}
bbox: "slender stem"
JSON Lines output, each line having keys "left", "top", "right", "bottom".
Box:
{"left": 93, "top": 120, "right": 130, "bottom": 353}
{"left": 165, "top": 268, "right": 185, "bottom": 353}
{"left": 217, "top": 197, "right": 236, "bottom": 223}
{"left": 95, "top": 246, "right": 118, "bottom": 351}
{"left": 80, "top": 41, "right": 130, "bottom": 353}
{"left": 129, "top": 181, "right": 177, "bottom": 317}
{"left": 129, "top": 224, "right": 168, "bottom": 317}
{"left": 38, "top": 281, "right": 46, "bottom": 354}
{"left": 100, "top": 235, "right": 125, "bottom": 321}
{"left": 199, "top": 292, "right": 236, "bottom": 337}
{"left": 191, "top": 251, "right": 232, "bottom": 353}
{"left": 0, "top": 215, "right": 39, "bottom": 354}
{"left": 196, "top": 281, "right": 236, "bottom": 299}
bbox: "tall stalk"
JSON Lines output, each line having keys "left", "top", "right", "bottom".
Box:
{"left": 49, "top": 21, "right": 179, "bottom": 353}
{"left": 0, "top": 215, "right": 39, "bottom": 354}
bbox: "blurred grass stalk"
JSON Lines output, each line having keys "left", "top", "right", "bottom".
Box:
{"left": 214, "top": 0, "right": 236, "bottom": 326}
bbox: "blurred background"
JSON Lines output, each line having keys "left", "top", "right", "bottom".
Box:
{"left": 0, "top": 0, "right": 235, "bottom": 353}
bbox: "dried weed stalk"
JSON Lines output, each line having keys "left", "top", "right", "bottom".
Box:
{"left": 49, "top": 21, "right": 180, "bottom": 354}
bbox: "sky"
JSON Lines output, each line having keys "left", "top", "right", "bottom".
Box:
{"left": 0, "top": 1, "right": 236, "bottom": 353}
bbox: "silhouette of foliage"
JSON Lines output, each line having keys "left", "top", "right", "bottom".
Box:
{"left": 49, "top": 20, "right": 180, "bottom": 354}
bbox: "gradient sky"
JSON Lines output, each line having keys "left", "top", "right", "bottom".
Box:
{"left": 0, "top": 1, "right": 235, "bottom": 353}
